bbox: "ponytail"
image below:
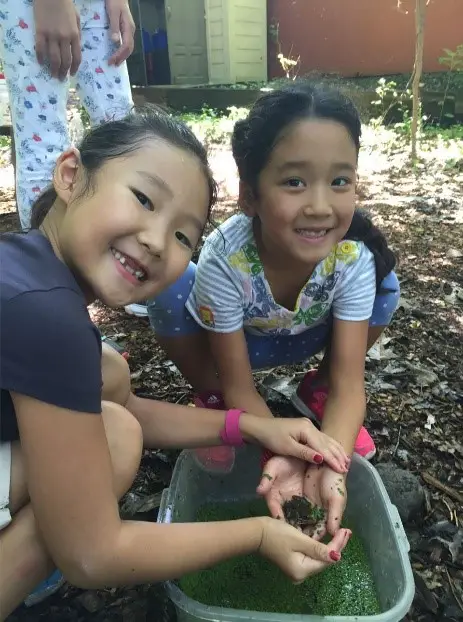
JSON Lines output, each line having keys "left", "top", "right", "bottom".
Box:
{"left": 30, "top": 187, "right": 58, "bottom": 229}
{"left": 344, "top": 209, "right": 396, "bottom": 291}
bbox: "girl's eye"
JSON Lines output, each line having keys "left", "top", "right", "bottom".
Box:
{"left": 133, "top": 190, "right": 153, "bottom": 210}
{"left": 284, "top": 178, "right": 305, "bottom": 189}
{"left": 332, "top": 177, "right": 351, "bottom": 188}
{"left": 175, "top": 231, "right": 192, "bottom": 249}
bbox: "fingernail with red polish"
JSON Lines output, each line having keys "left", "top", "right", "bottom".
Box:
{"left": 313, "top": 454, "right": 324, "bottom": 464}
{"left": 329, "top": 550, "right": 341, "bottom": 562}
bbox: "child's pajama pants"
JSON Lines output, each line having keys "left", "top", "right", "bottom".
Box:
{"left": 0, "top": 0, "right": 133, "bottom": 228}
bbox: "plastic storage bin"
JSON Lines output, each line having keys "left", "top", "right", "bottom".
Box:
{"left": 158, "top": 445, "right": 414, "bottom": 622}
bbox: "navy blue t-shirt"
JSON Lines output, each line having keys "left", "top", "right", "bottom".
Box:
{"left": 0, "top": 231, "right": 102, "bottom": 442}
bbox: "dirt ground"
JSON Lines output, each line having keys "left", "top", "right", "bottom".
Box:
{"left": 1, "top": 123, "right": 462, "bottom": 621}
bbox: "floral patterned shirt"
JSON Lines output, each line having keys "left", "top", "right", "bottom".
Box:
{"left": 186, "top": 214, "right": 376, "bottom": 336}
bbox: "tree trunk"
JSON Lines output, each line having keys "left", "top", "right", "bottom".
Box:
{"left": 411, "top": 0, "right": 427, "bottom": 160}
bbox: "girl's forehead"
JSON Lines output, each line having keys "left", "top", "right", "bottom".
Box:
{"left": 104, "top": 141, "right": 204, "bottom": 181}
{"left": 269, "top": 119, "right": 357, "bottom": 165}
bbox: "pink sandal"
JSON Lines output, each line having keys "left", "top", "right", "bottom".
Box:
{"left": 291, "top": 370, "right": 376, "bottom": 460}
{"left": 192, "top": 392, "right": 236, "bottom": 473}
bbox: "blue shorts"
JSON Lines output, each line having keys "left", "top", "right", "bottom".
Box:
{"left": 148, "top": 263, "right": 400, "bottom": 371}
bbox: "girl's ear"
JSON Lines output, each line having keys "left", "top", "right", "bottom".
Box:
{"left": 53, "top": 148, "right": 82, "bottom": 204}
{"left": 238, "top": 181, "right": 257, "bottom": 217}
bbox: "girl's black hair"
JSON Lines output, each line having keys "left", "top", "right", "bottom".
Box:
{"left": 345, "top": 209, "right": 396, "bottom": 289}
{"left": 30, "top": 105, "right": 217, "bottom": 229}
{"left": 231, "top": 81, "right": 396, "bottom": 290}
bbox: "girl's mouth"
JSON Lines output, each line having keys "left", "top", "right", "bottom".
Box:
{"left": 295, "top": 228, "right": 330, "bottom": 243}
{"left": 111, "top": 247, "right": 148, "bottom": 282}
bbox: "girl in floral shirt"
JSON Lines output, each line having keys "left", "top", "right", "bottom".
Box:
{"left": 148, "top": 83, "right": 399, "bottom": 536}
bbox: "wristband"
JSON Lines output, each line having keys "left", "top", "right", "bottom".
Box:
{"left": 260, "top": 449, "right": 274, "bottom": 470}
{"left": 219, "top": 409, "right": 245, "bottom": 446}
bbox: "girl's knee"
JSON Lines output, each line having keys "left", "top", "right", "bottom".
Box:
{"left": 148, "top": 262, "right": 199, "bottom": 337}
{"left": 150, "top": 261, "right": 196, "bottom": 311}
{"left": 101, "top": 402, "right": 143, "bottom": 497}
{"left": 370, "top": 271, "right": 400, "bottom": 327}
{"left": 101, "top": 342, "right": 131, "bottom": 406}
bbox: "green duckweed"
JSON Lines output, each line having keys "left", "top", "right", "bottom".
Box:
{"left": 179, "top": 500, "right": 381, "bottom": 616}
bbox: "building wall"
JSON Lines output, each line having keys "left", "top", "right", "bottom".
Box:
{"left": 267, "top": 0, "right": 462, "bottom": 78}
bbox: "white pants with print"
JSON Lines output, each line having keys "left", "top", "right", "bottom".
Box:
{"left": 0, "top": 0, "right": 133, "bottom": 228}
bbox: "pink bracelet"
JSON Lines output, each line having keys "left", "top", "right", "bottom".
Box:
{"left": 219, "top": 409, "right": 245, "bottom": 446}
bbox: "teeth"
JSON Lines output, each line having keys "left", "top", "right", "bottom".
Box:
{"left": 297, "top": 229, "right": 327, "bottom": 238}
{"left": 111, "top": 248, "right": 146, "bottom": 281}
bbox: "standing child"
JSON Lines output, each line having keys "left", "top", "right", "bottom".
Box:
{"left": 0, "top": 107, "right": 352, "bottom": 619}
{"left": 148, "top": 83, "right": 399, "bottom": 532}
{"left": 0, "top": 0, "right": 135, "bottom": 229}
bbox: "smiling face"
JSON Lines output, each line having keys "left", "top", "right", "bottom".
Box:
{"left": 246, "top": 118, "right": 358, "bottom": 269}
{"left": 54, "top": 140, "right": 210, "bottom": 307}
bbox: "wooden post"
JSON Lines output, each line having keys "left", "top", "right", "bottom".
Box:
{"left": 411, "top": 0, "right": 427, "bottom": 160}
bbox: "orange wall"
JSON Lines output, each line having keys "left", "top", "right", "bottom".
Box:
{"left": 267, "top": 0, "right": 462, "bottom": 78}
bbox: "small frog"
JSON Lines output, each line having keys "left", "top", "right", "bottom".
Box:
{"left": 282, "top": 495, "right": 326, "bottom": 537}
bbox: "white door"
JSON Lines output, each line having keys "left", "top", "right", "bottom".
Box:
{"left": 166, "top": 0, "right": 209, "bottom": 84}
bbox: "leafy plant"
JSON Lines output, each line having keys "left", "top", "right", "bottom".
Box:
{"left": 439, "top": 45, "right": 463, "bottom": 72}
{"left": 371, "top": 78, "right": 414, "bottom": 132}
{"left": 178, "top": 106, "right": 249, "bottom": 145}
{"left": 268, "top": 21, "right": 300, "bottom": 81}
{"left": 438, "top": 44, "right": 463, "bottom": 124}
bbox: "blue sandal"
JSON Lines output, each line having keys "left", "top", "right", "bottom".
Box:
{"left": 24, "top": 569, "right": 65, "bottom": 607}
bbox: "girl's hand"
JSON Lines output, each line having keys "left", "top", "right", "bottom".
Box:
{"left": 241, "top": 415, "right": 349, "bottom": 473}
{"left": 257, "top": 458, "right": 348, "bottom": 539}
{"left": 33, "top": 0, "right": 81, "bottom": 79}
{"left": 258, "top": 516, "right": 351, "bottom": 583}
{"left": 304, "top": 464, "right": 348, "bottom": 538}
{"left": 257, "top": 455, "right": 306, "bottom": 519}
{"left": 105, "top": 0, "right": 136, "bottom": 65}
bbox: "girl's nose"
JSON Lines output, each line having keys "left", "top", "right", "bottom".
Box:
{"left": 304, "top": 185, "right": 333, "bottom": 217}
{"left": 136, "top": 221, "right": 167, "bottom": 257}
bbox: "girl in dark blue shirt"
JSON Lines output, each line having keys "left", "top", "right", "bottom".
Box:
{"left": 0, "top": 107, "right": 351, "bottom": 618}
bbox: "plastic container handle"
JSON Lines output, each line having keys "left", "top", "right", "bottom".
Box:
{"left": 389, "top": 503, "right": 410, "bottom": 553}
{"left": 158, "top": 488, "right": 171, "bottom": 524}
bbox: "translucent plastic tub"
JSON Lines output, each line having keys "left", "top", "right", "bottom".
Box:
{"left": 158, "top": 445, "right": 414, "bottom": 622}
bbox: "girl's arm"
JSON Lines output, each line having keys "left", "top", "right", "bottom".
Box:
{"left": 209, "top": 329, "right": 274, "bottom": 419}
{"left": 127, "top": 386, "right": 350, "bottom": 473}
{"left": 126, "top": 392, "right": 272, "bottom": 447}
{"left": 13, "top": 393, "right": 264, "bottom": 588}
{"left": 319, "top": 318, "right": 369, "bottom": 454}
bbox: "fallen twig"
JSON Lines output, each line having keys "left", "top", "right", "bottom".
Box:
{"left": 421, "top": 472, "right": 463, "bottom": 504}
{"left": 445, "top": 566, "right": 463, "bottom": 613}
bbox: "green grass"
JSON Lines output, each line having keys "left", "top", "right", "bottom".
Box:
{"left": 178, "top": 500, "right": 380, "bottom": 616}
{"left": 206, "top": 71, "right": 463, "bottom": 93}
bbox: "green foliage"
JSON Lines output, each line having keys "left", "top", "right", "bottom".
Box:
{"left": 79, "top": 105, "right": 90, "bottom": 130}
{"left": 0, "top": 135, "right": 11, "bottom": 149}
{"left": 177, "top": 106, "right": 249, "bottom": 144}
{"left": 438, "top": 44, "right": 463, "bottom": 124}
{"left": 371, "top": 77, "right": 414, "bottom": 134}
{"left": 439, "top": 45, "right": 463, "bottom": 72}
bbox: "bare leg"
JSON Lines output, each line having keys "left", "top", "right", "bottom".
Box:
{"left": 101, "top": 341, "right": 132, "bottom": 406}
{"left": 315, "top": 325, "right": 386, "bottom": 385}
{"left": 156, "top": 332, "right": 221, "bottom": 394}
{"left": 0, "top": 402, "right": 143, "bottom": 620}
